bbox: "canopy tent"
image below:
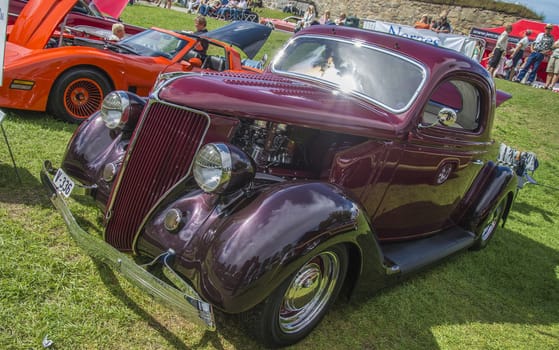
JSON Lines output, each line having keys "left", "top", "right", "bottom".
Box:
{"left": 470, "top": 19, "right": 559, "bottom": 44}
{"left": 469, "top": 20, "right": 559, "bottom": 81}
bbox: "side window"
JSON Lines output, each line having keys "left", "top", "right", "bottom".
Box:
{"left": 421, "top": 80, "right": 481, "bottom": 131}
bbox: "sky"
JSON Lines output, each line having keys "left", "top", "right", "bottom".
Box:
{"left": 501, "top": 0, "right": 559, "bottom": 25}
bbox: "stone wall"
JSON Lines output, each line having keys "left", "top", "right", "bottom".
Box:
{"left": 264, "top": 0, "right": 525, "bottom": 35}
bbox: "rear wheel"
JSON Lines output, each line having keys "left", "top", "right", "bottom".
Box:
{"left": 471, "top": 198, "right": 506, "bottom": 250}
{"left": 48, "top": 68, "right": 111, "bottom": 123}
{"left": 245, "top": 245, "right": 348, "bottom": 348}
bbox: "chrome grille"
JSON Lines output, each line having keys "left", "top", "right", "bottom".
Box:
{"left": 104, "top": 102, "right": 210, "bottom": 251}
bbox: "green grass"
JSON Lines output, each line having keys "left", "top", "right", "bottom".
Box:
{"left": 1, "top": 4, "right": 558, "bottom": 350}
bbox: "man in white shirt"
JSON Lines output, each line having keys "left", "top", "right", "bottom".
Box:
{"left": 488, "top": 24, "right": 512, "bottom": 77}
{"left": 515, "top": 24, "right": 555, "bottom": 84}
{"left": 508, "top": 29, "right": 531, "bottom": 80}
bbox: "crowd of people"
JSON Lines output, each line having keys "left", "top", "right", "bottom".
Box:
{"left": 412, "top": 10, "right": 558, "bottom": 90}
{"left": 414, "top": 13, "right": 452, "bottom": 33}
{"left": 486, "top": 22, "right": 558, "bottom": 90}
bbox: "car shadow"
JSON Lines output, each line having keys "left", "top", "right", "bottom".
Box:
{"left": 86, "top": 222, "right": 558, "bottom": 349}
{"left": 303, "top": 225, "right": 559, "bottom": 349}
{"left": 0, "top": 164, "right": 56, "bottom": 209}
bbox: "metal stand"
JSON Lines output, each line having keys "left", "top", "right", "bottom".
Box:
{"left": 0, "top": 110, "right": 22, "bottom": 184}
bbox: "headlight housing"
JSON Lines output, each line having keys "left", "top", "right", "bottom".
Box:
{"left": 100, "top": 91, "right": 145, "bottom": 130}
{"left": 193, "top": 143, "right": 255, "bottom": 194}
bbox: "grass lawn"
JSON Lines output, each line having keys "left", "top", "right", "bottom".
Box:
{"left": 0, "top": 4, "right": 558, "bottom": 350}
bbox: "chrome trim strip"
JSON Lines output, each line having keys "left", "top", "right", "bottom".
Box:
{"left": 41, "top": 161, "right": 216, "bottom": 330}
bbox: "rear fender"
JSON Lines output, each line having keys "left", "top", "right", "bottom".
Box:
{"left": 460, "top": 162, "right": 517, "bottom": 233}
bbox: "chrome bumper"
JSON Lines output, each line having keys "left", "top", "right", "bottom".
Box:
{"left": 40, "top": 161, "right": 215, "bottom": 330}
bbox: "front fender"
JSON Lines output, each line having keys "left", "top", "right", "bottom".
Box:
{"left": 139, "top": 181, "right": 384, "bottom": 313}
{"left": 61, "top": 93, "right": 146, "bottom": 209}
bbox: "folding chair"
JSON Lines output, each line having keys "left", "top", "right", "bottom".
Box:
{"left": 0, "top": 110, "right": 22, "bottom": 184}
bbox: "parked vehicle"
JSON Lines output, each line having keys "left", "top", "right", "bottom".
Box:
{"left": 260, "top": 16, "right": 302, "bottom": 32}
{"left": 42, "top": 24, "right": 518, "bottom": 347}
{"left": 2, "top": 0, "right": 270, "bottom": 123}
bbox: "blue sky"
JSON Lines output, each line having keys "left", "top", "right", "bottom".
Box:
{"left": 501, "top": 0, "right": 559, "bottom": 25}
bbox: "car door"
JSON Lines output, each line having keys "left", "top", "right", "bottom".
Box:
{"left": 372, "top": 76, "right": 494, "bottom": 240}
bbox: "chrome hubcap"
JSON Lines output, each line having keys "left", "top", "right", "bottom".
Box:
{"left": 279, "top": 251, "right": 340, "bottom": 334}
{"left": 481, "top": 203, "right": 503, "bottom": 241}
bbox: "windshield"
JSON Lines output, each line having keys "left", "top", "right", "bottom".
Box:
{"left": 272, "top": 36, "right": 427, "bottom": 112}
{"left": 118, "top": 30, "right": 188, "bottom": 59}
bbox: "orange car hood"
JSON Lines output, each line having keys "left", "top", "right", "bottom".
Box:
{"left": 9, "top": 0, "right": 77, "bottom": 50}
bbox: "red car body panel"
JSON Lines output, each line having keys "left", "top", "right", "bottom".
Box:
{"left": 2, "top": 0, "right": 269, "bottom": 122}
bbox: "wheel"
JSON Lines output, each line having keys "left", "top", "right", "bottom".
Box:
{"left": 471, "top": 198, "right": 506, "bottom": 250}
{"left": 245, "top": 245, "right": 348, "bottom": 348}
{"left": 48, "top": 68, "right": 112, "bottom": 123}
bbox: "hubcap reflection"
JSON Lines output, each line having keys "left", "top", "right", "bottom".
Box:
{"left": 279, "top": 251, "right": 340, "bottom": 334}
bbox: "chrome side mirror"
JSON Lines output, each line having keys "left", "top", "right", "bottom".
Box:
{"left": 437, "top": 107, "right": 457, "bottom": 126}
{"left": 420, "top": 107, "right": 458, "bottom": 129}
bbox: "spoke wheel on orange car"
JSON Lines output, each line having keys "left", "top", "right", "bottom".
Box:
{"left": 245, "top": 245, "right": 348, "bottom": 348}
{"left": 48, "top": 68, "right": 112, "bottom": 124}
{"left": 471, "top": 197, "right": 506, "bottom": 250}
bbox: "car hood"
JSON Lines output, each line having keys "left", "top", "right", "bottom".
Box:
{"left": 9, "top": 0, "right": 77, "bottom": 50}
{"left": 157, "top": 72, "right": 399, "bottom": 139}
{"left": 202, "top": 21, "right": 272, "bottom": 59}
{"left": 93, "top": 0, "right": 129, "bottom": 18}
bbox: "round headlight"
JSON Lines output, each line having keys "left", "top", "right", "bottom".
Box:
{"left": 193, "top": 143, "right": 255, "bottom": 194}
{"left": 100, "top": 91, "right": 130, "bottom": 129}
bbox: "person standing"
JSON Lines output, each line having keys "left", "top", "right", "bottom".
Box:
{"left": 544, "top": 38, "right": 559, "bottom": 89}
{"left": 508, "top": 29, "right": 532, "bottom": 80}
{"left": 488, "top": 24, "right": 512, "bottom": 77}
{"left": 414, "top": 14, "right": 430, "bottom": 29}
{"left": 320, "top": 10, "right": 334, "bottom": 25}
{"left": 432, "top": 15, "right": 451, "bottom": 33}
{"left": 515, "top": 24, "right": 555, "bottom": 84}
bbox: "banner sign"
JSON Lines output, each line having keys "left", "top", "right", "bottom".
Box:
{"left": 362, "top": 19, "right": 484, "bottom": 60}
{"left": 0, "top": 0, "right": 8, "bottom": 86}
{"left": 470, "top": 27, "right": 521, "bottom": 45}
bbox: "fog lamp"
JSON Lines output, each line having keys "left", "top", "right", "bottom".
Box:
{"left": 163, "top": 208, "right": 182, "bottom": 232}
{"left": 102, "top": 163, "right": 117, "bottom": 182}
{"left": 193, "top": 143, "right": 255, "bottom": 194}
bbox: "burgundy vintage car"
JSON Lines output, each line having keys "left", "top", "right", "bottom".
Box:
{"left": 42, "top": 25, "right": 518, "bottom": 347}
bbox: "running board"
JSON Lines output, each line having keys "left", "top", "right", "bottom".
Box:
{"left": 381, "top": 228, "right": 475, "bottom": 275}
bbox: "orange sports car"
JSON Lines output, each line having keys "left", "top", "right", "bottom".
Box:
{"left": 2, "top": 0, "right": 271, "bottom": 123}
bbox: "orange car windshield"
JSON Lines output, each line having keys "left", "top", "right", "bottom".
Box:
{"left": 117, "top": 29, "right": 191, "bottom": 59}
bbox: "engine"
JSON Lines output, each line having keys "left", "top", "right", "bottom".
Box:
{"left": 231, "top": 118, "right": 366, "bottom": 179}
{"left": 232, "top": 119, "right": 310, "bottom": 171}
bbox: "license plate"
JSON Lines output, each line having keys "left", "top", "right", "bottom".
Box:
{"left": 53, "top": 168, "right": 75, "bottom": 198}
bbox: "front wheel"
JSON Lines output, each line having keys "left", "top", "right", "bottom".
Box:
{"left": 245, "top": 245, "right": 348, "bottom": 348}
{"left": 48, "top": 68, "right": 112, "bottom": 123}
{"left": 471, "top": 198, "right": 506, "bottom": 250}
